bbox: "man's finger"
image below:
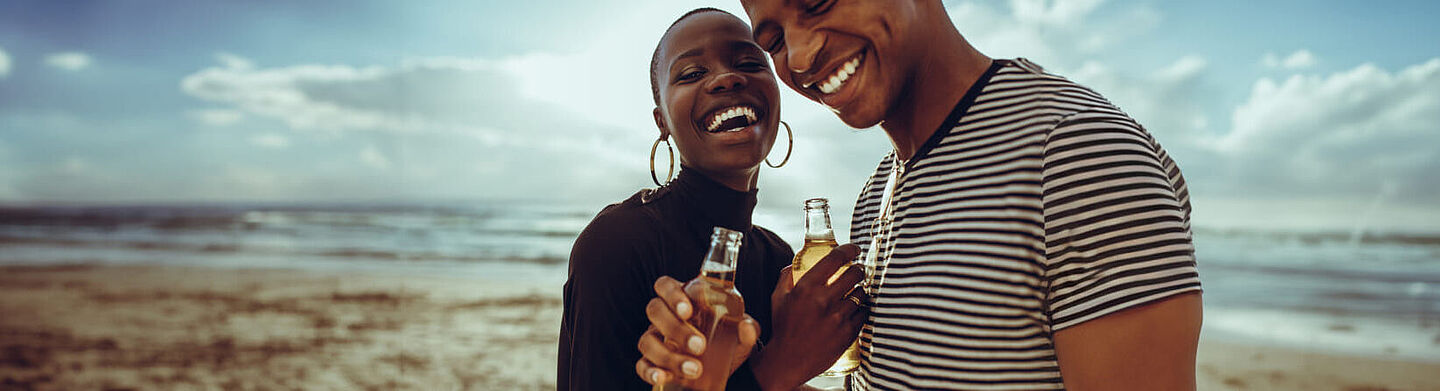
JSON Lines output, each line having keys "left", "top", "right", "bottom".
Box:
{"left": 772, "top": 265, "right": 795, "bottom": 304}
{"left": 822, "top": 262, "right": 867, "bottom": 298}
{"left": 798, "top": 244, "right": 860, "bottom": 289}
{"left": 653, "top": 276, "right": 693, "bottom": 320}
{"left": 737, "top": 316, "right": 760, "bottom": 348}
{"left": 645, "top": 298, "right": 706, "bottom": 354}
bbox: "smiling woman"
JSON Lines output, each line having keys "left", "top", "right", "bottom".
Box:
{"left": 556, "top": 8, "right": 795, "bottom": 391}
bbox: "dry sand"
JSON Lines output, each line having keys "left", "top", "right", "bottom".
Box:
{"left": 2, "top": 264, "right": 1437, "bottom": 390}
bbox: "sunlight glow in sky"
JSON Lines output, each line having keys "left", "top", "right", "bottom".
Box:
{"left": 1, "top": 0, "right": 1438, "bottom": 232}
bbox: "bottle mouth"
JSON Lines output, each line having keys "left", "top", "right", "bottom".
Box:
{"left": 711, "top": 226, "right": 744, "bottom": 242}
{"left": 804, "top": 197, "right": 830, "bottom": 209}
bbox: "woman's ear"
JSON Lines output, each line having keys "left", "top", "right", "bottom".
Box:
{"left": 652, "top": 107, "right": 670, "bottom": 140}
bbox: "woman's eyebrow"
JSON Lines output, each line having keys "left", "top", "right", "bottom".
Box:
{"left": 733, "top": 40, "right": 766, "bottom": 54}
{"left": 676, "top": 48, "right": 705, "bottom": 61}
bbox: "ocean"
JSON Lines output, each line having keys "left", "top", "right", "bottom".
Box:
{"left": 2, "top": 202, "right": 1438, "bottom": 361}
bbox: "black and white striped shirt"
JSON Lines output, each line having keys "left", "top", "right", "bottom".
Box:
{"left": 847, "top": 58, "right": 1201, "bottom": 390}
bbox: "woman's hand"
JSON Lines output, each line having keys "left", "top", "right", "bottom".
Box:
{"left": 635, "top": 276, "right": 762, "bottom": 385}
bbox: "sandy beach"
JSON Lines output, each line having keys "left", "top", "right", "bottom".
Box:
{"left": 2, "top": 264, "right": 1437, "bottom": 390}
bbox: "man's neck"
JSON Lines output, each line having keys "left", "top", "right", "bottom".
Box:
{"left": 880, "top": 23, "right": 992, "bottom": 163}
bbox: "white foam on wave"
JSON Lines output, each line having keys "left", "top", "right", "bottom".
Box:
{"left": 1202, "top": 306, "right": 1440, "bottom": 363}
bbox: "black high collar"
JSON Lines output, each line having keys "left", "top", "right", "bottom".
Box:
{"left": 668, "top": 167, "right": 758, "bottom": 232}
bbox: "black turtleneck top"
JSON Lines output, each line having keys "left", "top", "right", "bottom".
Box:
{"left": 558, "top": 168, "right": 793, "bottom": 390}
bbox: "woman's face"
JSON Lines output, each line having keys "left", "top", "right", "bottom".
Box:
{"left": 653, "top": 12, "right": 782, "bottom": 176}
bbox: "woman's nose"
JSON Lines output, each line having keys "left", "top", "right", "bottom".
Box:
{"left": 706, "top": 71, "right": 748, "bottom": 93}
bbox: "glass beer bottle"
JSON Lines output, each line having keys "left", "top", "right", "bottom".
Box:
{"left": 656, "top": 227, "right": 747, "bottom": 391}
{"left": 790, "top": 198, "right": 861, "bottom": 377}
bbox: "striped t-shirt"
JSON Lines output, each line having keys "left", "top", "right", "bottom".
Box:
{"left": 847, "top": 58, "right": 1201, "bottom": 390}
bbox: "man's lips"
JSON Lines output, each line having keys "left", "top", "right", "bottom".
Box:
{"left": 801, "top": 50, "right": 865, "bottom": 96}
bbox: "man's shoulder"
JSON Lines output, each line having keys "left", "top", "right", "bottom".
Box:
{"left": 989, "top": 57, "right": 1116, "bottom": 113}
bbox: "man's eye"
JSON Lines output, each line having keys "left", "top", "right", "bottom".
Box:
{"left": 766, "top": 36, "right": 785, "bottom": 53}
{"left": 738, "top": 61, "right": 766, "bottom": 71}
{"left": 805, "top": 0, "right": 833, "bottom": 14}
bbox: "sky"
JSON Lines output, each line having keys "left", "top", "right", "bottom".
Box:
{"left": 1, "top": 0, "right": 1438, "bottom": 233}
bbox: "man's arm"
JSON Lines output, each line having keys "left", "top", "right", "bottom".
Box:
{"left": 1053, "top": 292, "right": 1202, "bottom": 391}
{"left": 1042, "top": 107, "right": 1204, "bottom": 391}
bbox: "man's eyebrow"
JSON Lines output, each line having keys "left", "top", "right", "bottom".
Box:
{"left": 752, "top": 23, "right": 772, "bottom": 44}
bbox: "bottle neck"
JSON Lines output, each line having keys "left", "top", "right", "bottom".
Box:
{"left": 803, "top": 199, "right": 835, "bottom": 241}
{"left": 702, "top": 227, "right": 743, "bottom": 283}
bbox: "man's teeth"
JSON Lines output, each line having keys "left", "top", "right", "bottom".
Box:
{"left": 707, "top": 106, "right": 758, "bottom": 132}
{"left": 818, "top": 56, "right": 861, "bottom": 95}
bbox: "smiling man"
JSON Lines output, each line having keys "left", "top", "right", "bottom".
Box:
{"left": 638, "top": 0, "right": 1204, "bottom": 390}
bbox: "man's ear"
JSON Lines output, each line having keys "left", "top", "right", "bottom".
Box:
{"left": 653, "top": 107, "right": 670, "bottom": 141}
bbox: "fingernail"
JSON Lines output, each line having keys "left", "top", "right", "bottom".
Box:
{"left": 676, "top": 302, "right": 691, "bottom": 318}
{"left": 687, "top": 335, "right": 705, "bottom": 354}
{"left": 682, "top": 361, "right": 700, "bottom": 378}
{"left": 649, "top": 369, "right": 663, "bottom": 384}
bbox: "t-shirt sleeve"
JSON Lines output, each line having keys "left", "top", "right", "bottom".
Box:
{"left": 558, "top": 208, "right": 660, "bottom": 390}
{"left": 1041, "top": 108, "right": 1202, "bottom": 331}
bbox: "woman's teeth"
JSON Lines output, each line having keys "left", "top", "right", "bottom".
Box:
{"left": 706, "top": 106, "right": 757, "bottom": 132}
{"left": 818, "top": 55, "right": 861, "bottom": 95}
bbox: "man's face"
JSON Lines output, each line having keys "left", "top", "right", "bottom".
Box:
{"left": 741, "top": 0, "right": 922, "bottom": 128}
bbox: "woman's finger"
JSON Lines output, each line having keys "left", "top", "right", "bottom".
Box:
{"left": 638, "top": 327, "right": 700, "bottom": 379}
{"left": 645, "top": 298, "right": 706, "bottom": 355}
{"left": 653, "top": 276, "right": 693, "bottom": 320}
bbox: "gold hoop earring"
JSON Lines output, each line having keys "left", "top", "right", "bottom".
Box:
{"left": 650, "top": 136, "right": 675, "bottom": 186}
{"left": 765, "top": 121, "right": 793, "bottom": 168}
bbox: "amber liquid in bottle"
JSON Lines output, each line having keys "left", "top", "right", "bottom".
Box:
{"left": 790, "top": 198, "right": 861, "bottom": 377}
{"left": 655, "top": 228, "right": 746, "bottom": 391}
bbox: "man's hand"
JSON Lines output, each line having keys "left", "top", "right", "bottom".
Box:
{"left": 634, "top": 244, "right": 869, "bottom": 390}
{"left": 750, "top": 244, "right": 869, "bottom": 390}
{"left": 635, "top": 275, "right": 762, "bottom": 385}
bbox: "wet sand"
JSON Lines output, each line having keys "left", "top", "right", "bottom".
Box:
{"left": 1, "top": 264, "right": 1437, "bottom": 390}
{"left": 0, "top": 264, "right": 561, "bottom": 390}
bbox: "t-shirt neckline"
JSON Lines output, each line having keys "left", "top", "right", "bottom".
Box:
{"left": 899, "top": 58, "right": 1009, "bottom": 173}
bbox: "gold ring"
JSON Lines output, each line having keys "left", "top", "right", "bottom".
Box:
{"left": 848, "top": 294, "right": 864, "bottom": 307}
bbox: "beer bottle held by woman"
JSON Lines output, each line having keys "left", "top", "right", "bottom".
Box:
{"left": 655, "top": 227, "right": 747, "bottom": 391}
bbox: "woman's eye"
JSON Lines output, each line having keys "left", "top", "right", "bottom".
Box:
{"left": 677, "top": 70, "right": 704, "bottom": 82}
{"left": 738, "top": 61, "right": 766, "bottom": 71}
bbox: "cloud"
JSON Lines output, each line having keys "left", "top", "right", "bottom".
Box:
{"left": 215, "top": 52, "right": 254, "bottom": 70}
{"left": 179, "top": 52, "right": 662, "bottom": 200}
{"left": 1209, "top": 58, "right": 1440, "bottom": 203}
{"left": 948, "top": 0, "right": 1162, "bottom": 66}
{"left": 0, "top": 46, "right": 10, "bottom": 78}
{"left": 1068, "top": 55, "right": 1213, "bottom": 142}
{"left": 1262, "top": 50, "right": 1318, "bottom": 70}
{"left": 249, "top": 133, "right": 290, "bottom": 149}
{"left": 359, "top": 145, "right": 391, "bottom": 169}
{"left": 188, "top": 108, "right": 246, "bottom": 126}
{"left": 44, "top": 51, "right": 92, "bottom": 71}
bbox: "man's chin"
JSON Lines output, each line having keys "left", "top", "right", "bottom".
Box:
{"left": 836, "top": 107, "right": 885, "bottom": 129}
